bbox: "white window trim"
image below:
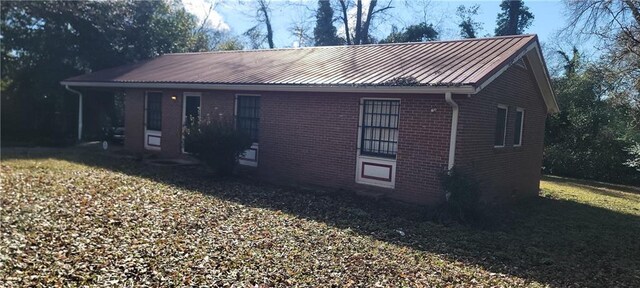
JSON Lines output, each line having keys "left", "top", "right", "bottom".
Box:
{"left": 355, "top": 97, "right": 401, "bottom": 189}
{"left": 356, "top": 97, "right": 401, "bottom": 159}
{"left": 494, "top": 104, "right": 508, "bottom": 148}
{"left": 234, "top": 93, "right": 261, "bottom": 143}
{"left": 514, "top": 107, "right": 525, "bottom": 147}
{"left": 144, "top": 91, "right": 163, "bottom": 132}
{"left": 235, "top": 94, "right": 261, "bottom": 167}
{"left": 181, "top": 92, "right": 202, "bottom": 154}
{"left": 144, "top": 91, "right": 163, "bottom": 151}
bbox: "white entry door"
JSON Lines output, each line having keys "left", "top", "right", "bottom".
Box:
{"left": 144, "top": 92, "right": 162, "bottom": 150}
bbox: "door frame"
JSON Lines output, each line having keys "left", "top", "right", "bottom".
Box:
{"left": 235, "top": 94, "right": 261, "bottom": 167}
{"left": 182, "top": 92, "right": 202, "bottom": 153}
{"left": 144, "top": 91, "right": 163, "bottom": 151}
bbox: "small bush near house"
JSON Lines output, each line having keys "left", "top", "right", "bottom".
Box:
{"left": 438, "top": 168, "right": 480, "bottom": 223}
{"left": 183, "top": 115, "right": 252, "bottom": 176}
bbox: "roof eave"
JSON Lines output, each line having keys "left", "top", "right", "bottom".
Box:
{"left": 59, "top": 81, "right": 477, "bottom": 94}
{"left": 471, "top": 37, "right": 559, "bottom": 114}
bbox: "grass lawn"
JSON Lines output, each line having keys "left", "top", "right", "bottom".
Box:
{"left": 1, "top": 148, "right": 639, "bottom": 287}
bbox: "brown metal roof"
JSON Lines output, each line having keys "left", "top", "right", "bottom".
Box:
{"left": 63, "top": 35, "right": 540, "bottom": 88}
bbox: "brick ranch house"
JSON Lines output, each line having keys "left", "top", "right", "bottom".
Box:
{"left": 61, "top": 34, "right": 558, "bottom": 205}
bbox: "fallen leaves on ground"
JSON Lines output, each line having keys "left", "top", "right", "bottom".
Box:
{"left": 1, "top": 150, "right": 638, "bottom": 287}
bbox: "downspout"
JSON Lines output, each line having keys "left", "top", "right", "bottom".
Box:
{"left": 65, "top": 85, "right": 83, "bottom": 141}
{"left": 445, "top": 92, "right": 459, "bottom": 170}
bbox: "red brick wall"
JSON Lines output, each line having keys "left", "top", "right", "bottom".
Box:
{"left": 394, "top": 95, "right": 452, "bottom": 204}
{"left": 455, "top": 63, "right": 547, "bottom": 202}
{"left": 257, "top": 92, "right": 360, "bottom": 189}
{"left": 122, "top": 63, "right": 548, "bottom": 205}
{"left": 252, "top": 92, "right": 451, "bottom": 205}
{"left": 124, "top": 90, "right": 144, "bottom": 153}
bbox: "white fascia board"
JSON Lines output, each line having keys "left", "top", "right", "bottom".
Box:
{"left": 472, "top": 42, "right": 559, "bottom": 114}
{"left": 60, "top": 81, "right": 477, "bottom": 94}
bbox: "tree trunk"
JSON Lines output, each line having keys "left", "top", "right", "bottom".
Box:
{"left": 354, "top": 0, "right": 363, "bottom": 44}
{"left": 361, "top": 0, "right": 377, "bottom": 44}
{"left": 258, "top": 0, "right": 274, "bottom": 48}
{"left": 338, "top": 0, "right": 351, "bottom": 45}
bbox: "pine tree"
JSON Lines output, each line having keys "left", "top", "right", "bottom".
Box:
{"left": 314, "top": 0, "right": 340, "bottom": 46}
{"left": 495, "top": 0, "right": 534, "bottom": 36}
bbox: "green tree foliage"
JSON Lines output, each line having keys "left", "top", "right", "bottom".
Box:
{"left": 544, "top": 50, "right": 640, "bottom": 185}
{"left": 379, "top": 22, "right": 438, "bottom": 44}
{"left": 494, "top": 0, "right": 534, "bottom": 36}
{"left": 456, "top": 5, "right": 482, "bottom": 38}
{"left": 217, "top": 38, "right": 246, "bottom": 51}
{"left": 563, "top": 0, "right": 639, "bottom": 133}
{"left": 0, "top": 0, "right": 207, "bottom": 144}
{"left": 314, "top": 0, "right": 341, "bottom": 46}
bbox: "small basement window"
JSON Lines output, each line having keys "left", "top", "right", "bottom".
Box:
{"left": 360, "top": 99, "right": 400, "bottom": 158}
{"left": 514, "top": 108, "right": 524, "bottom": 146}
{"left": 494, "top": 105, "right": 508, "bottom": 147}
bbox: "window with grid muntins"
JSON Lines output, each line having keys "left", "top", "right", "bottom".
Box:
{"left": 146, "top": 92, "right": 162, "bottom": 131}
{"left": 360, "top": 100, "right": 400, "bottom": 158}
{"left": 236, "top": 96, "right": 260, "bottom": 142}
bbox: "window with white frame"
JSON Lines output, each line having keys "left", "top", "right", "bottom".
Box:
{"left": 494, "top": 105, "right": 508, "bottom": 147}
{"left": 146, "top": 92, "right": 162, "bottom": 131}
{"left": 514, "top": 108, "right": 524, "bottom": 146}
{"left": 360, "top": 99, "right": 400, "bottom": 158}
{"left": 236, "top": 95, "right": 260, "bottom": 143}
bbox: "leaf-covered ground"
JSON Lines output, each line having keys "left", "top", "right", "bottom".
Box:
{"left": 1, "top": 148, "right": 639, "bottom": 287}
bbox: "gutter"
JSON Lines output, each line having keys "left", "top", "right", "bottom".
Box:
{"left": 60, "top": 81, "right": 478, "bottom": 95}
{"left": 65, "top": 85, "right": 83, "bottom": 141}
{"left": 445, "top": 92, "right": 459, "bottom": 170}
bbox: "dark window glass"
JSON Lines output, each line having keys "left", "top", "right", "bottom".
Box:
{"left": 514, "top": 109, "right": 524, "bottom": 146}
{"left": 146, "top": 92, "right": 162, "bottom": 131}
{"left": 236, "top": 96, "right": 260, "bottom": 142}
{"left": 495, "top": 106, "right": 507, "bottom": 146}
{"left": 183, "top": 96, "right": 200, "bottom": 153}
{"left": 360, "top": 100, "right": 400, "bottom": 158}
{"left": 184, "top": 96, "right": 200, "bottom": 128}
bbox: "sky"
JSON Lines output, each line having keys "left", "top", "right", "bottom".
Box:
{"left": 182, "top": 0, "right": 596, "bottom": 65}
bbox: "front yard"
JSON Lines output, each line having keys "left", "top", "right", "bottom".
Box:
{"left": 1, "top": 148, "right": 639, "bottom": 287}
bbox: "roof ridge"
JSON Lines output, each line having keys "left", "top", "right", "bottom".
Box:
{"left": 164, "top": 34, "right": 537, "bottom": 56}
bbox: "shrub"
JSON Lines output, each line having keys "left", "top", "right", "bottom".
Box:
{"left": 437, "top": 168, "right": 480, "bottom": 223}
{"left": 183, "top": 115, "right": 253, "bottom": 176}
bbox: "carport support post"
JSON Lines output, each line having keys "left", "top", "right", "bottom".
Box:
{"left": 65, "top": 85, "right": 83, "bottom": 141}
{"left": 78, "top": 93, "right": 83, "bottom": 141}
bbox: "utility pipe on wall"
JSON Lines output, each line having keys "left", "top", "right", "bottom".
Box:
{"left": 65, "top": 85, "right": 83, "bottom": 141}
{"left": 445, "top": 92, "right": 459, "bottom": 170}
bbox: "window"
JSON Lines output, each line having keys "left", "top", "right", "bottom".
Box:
{"left": 236, "top": 96, "right": 260, "bottom": 142}
{"left": 494, "top": 105, "right": 507, "bottom": 147}
{"left": 514, "top": 108, "right": 524, "bottom": 146}
{"left": 146, "top": 92, "right": 162, "bottom": 131}
{"left": 360, "top": 99, "right": 400, "bottom": 158}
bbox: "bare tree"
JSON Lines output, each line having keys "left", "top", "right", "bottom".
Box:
{"left": 563, "top": 1, "right": 640, "bottom": 129}
{"left": 564, "top": 0, "right": 639, "bottom": 57}
{"left": 337, "top": 0, "right": 352, "bottom": 44}
{"left": 257, "top": 0, "right": 275, "bottom": 48}
{"left": 243, "top": 25, "right": 266, "bottom": 49}
{"left": 337, "top": 0, "right": 394, "bottom": 45}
